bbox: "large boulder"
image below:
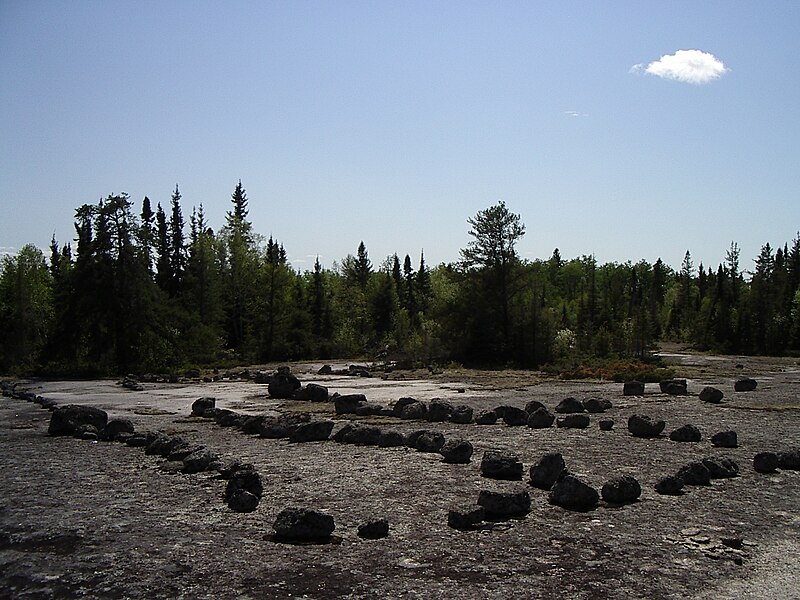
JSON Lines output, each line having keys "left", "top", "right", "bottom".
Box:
{"left": 183, "top": 448, "right": 217, "bottom": 474}
{"left": 480, "top": 450, "right": 523, "bottom": 480}
{"left": 529, "top": 453, "right": 566, "bottom": 490}
{"left": 548, "top": 475, "right": 599, "bottom": 510}
{"left": 623, "top": 381, "right": 645, "bottom": 396}
{"left": 439, "top": 439, "right": 473, "bottom": 464}
{"left": 582, "top": 398, "right": 611, "bottom": 413}
{"left": 601, "top": 475, "right": 641, "bottom": 504}
{"left": 477, "top": 488, "right": 531, "bottom": 518}
{"left": 225, "top": 469, "right": 263, "bottom": 501}
{"left": 334, "top": 394, "right": 368, "bottom": 415}
{"left": 501, "top": 406, "right": 529, "bottom": 426}
{"left": 49, "top": 405, "right": 108, "bottom": 436}
{"left": 357, "top": 518, "right": 389, "bottom": 540}
{"left": 334, "top": 424, "right": 382, "bottom": 446}
{"left": 654, "top": 475, "right": 684, "bottom": 495}
{"left": 475, "top": 410, "right": 498, "bottom": 425}
{"left": 555, "top": 397, "right": 585, "bottom": 414}
{"left": 426, "top": 399, "right": 454, "bottom": 422}
{"left": 659, "top": 379, "right": 688, "bottom": 395}
{"left": 753, "top": 452, "right": 779, "bottom": 473}
{"left": 304, "top": 383, "right": 329, "bottom": 403}
{"left": 702, "top": 456, "right": 739, "bottom": 479}
{"left": 778, "top": 449, "right": 800, "bottom": 470}
{"left": 527, "top": 407, "right": 555, "bottom": 429}
{"left": 556, "top": 414, "right": 590, "bottom": 429}
{"left": 273, "top": 508, "right": 335, "bottom": 541}
{"left": 228, "top": 490, "right": 259, "bottom": 513}
{"left": 450, "top": 405, "right": 474, "bottom": 424}
{"left": 259, "top": 414, "right": 311, "bottom": 439}
{"left": 669, "top": 424, "right": 701, "bottom": 443}
{"left": 699, "top": 387, "right": 724, "bottom": 404}
{"left": 399, "top": 400, "right": 428, "bottom": 420}
{"left": 524, "top": 400, "right": 547, "bottom": 415}
{"left": 734, "top": 378, "right": 757, "bottom": 392}
{"left": 448, "top": 505, "right": 486, "bottom": 530}
{"left": 711, "top": 431, "right": 738, "bottom": 448}
{"left": 191, "top": 397, "right": 216, "bottom": 416}
{"left": 289, "top": 420, "right": 335, "bottom": 443}
{"left": 268, "top": 371, "right": 301, "bottom": 399}
{"left": 99, "top": 418, "right": 135, "bottom": 441}
{"left": 377, "top": 430, "right": 405, "bottom": 447}
{"left": 413, "top": 431, "right": 446, "bottom": 453}
{"left": 392, "top": 397, "right": 418, "bottom": 417}
{"left": 627, "top": 415, "right": 665, "bottom": 438}
{"left": 676, "top": 461, "right": 712, "bottom": 486}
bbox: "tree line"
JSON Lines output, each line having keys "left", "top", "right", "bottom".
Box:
{"left": 1, "top": 185, "right": 799, "bottom": 375}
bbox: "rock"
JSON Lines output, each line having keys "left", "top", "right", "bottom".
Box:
{"left": 377, "top": 430, "right": 405, "bottom": 447}
{"left": 475, "top": 410, "right": 498, "bottom": 425}
{"left": 304, "top": 383, "right": 329, "bottom": 403}
{"left": 439, "top": 439, "right": 473, "bottom": 464}
{"left": 753, "top": 452, "right": 779, "bottom": 473}
{"left": 734, "top": 378, "right": 757, "bottom": 392}
{"left": 660, "top": 379, "right": 688, "bottom": 395}
{"left": 623, "top": 381, "right": 645, "bottom": 396}
{"left": 399, "top": 400, "right": 428, "bottom": 420}
{"left": 654, "top": 476, "right": 684, "bottom": 495}
{"left": 48, "top": 404, "right": 108, "bottom": 436}
{"left": 480, "top": 450, "right": 523, "bottom": 480}
{"left": 524, "top": 400, "right": 547, "bottom": 414}
{"left": 183, "top": 448, "right": 217, "bottom": 474}
{"left": 354, "top": 403, "right": 385, "bottom": 416}
{"left": 599, "top": 419, "right": 614, "bottom": 431}
{"left": 477, "top": 489, "right": 531, "bottom": 517}
{"left": 529, "top": 453, "right": 566, "bottom": 490}
{"left": 125, "top": 433, "right": 148, "bottom": 447}
{"left": 501, "top": 406, "right": 529, "bottom": 426}
{"left": 676, "top": 462, "right": 712, "bottom": 486}
{"left": 334, "top": 424, "right": 383, "bottom": 446}
{"left": 144, "top": 433, "right": 173, "bottom": 456}
{"left": 582, "top": 398, "right": 610, "bottom": 413}
{"left": 225, "top": 469, "right": 263, "bottom": 501}
{"left": 556, "top": 414, "right": 590, "bottom": 429}
{"left": 627, "top": 414, "right": 665, "bottom": 438}
{"left": 357, "top": 518, "right": 389, "bottom": 539}
{"left": 601, "top": 476, "right": 641, "bottom": 504}
{"left": 228, "top": 489, "right": 259, "bottom": 513}
{"left": 167, "top": 444, "right": 204, "bottom": 462}
{"left": 392, "top": 397, "right": 418, "bottom": 417}
{"left": 238, "top": 415, "right": 266, "bottom": 435}
{"left": 427, "top": 398, "right": 454, "bottom": 422}
{"left": 214, "top": 409, "right": 242, "bottom": 427}
{"left": 702, "top": 457, "right": 739, "bottom": 479}
{"left": 273, "top": 508, "right": 335, "bottom": 541}
{"left": 317, "top": 364, "right": 332, "bottom": 375}
{"left": 191, "top": 397, "right": 216, "bottom": 416}
{"left": 259, "top": 414, "right": 311, "bottom": 439}
{"left": 217, "top": 460, "right": 255, "bottom": 479}
{"left": 450, "top": 405, "right": 474, "bottom": 424}
{"left": 413, "top": 431, "right": 446, "bottom": 453}
{"left": 448, "top": 505, "right": 486, "bottom": 530}
{"left": 268, "top": 371, "right": 301, "bottom": 399}
{"left": 99, "top": 418, "right": 135, "bottom": 441}
{"left": 75, "top": 424, "right": 99, "bottom": 440}
{"left": 778, "top": 449, "right": 800, "bottom": 470}
{"left": 527, "top": 407, "right": 555, "bottom": 429}
{"left": 334, "top": 394, "right": 368, "bottom": 415}
{"left": 699, "top": 387, "right": 724, "bottom": 404}
{"left": 289, "top": 420, "right": 335, "bottom": 443}
{"left": 555, "top": 397, "right": 585, "bottom": 413}
{"left": 711, "top": 431, "right": 738, "bottom": 448}
{"left": 670, "top": 424, "right": 702, "bottom": 443}
{"left": 548, "top": 475, "right": 599, "bottom": 510}
{"left": 493, "top": 406, "right": 513, "bottom": 419}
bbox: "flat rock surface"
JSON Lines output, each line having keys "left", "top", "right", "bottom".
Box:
{"left": 1, "top": 352, "right": 799, "bottom": 599}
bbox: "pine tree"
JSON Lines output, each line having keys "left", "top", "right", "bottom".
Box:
{"left": 155, "top": 203, "right": 171, "bottom": 292}
{"left": 168, "top": 185, "right": 186, "bottom": 297}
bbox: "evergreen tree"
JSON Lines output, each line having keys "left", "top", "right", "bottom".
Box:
{"left": 139, "top": 196, "right": 155, "bottom": 274}
{"left": 354, "top": 241, "right": 372, "bottom": 288}
{"left": 168, "top": 185, "right": 186, "bottom": 297}
{"left": 155, "top": 203, "right": 171, "bottom": 292}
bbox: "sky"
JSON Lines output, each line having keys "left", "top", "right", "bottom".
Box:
{"left": 1, "top": 1, "right": 799, "bottom": 274}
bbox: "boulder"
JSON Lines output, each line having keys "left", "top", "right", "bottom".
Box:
{"left": 357, "top": 518, "right": 389, "bottom": 540}
{"left": 48, "top": 405, "right": 108, "bottom": 436}
{"left": 225, "top": 469, "right": 263, "bottom": 501}
{"left": 183, "top": 448, "right": 217, "bottom": 474}
{"left": 778, "top": 449, "right": 800, "bottom": 470}
{"left": 448, "top": 505, "right": 486, "bottom": 530}
{"left": 475, "top": 410, "right": 498, "bottom": 425}
{"left": 268, "top": 371, "right": 301, "bottom": 399}
{"left": 480, "top": 450, "right": 523, "bottom": 480}
{"left": 524, "top": 400, "right": 547, "bottom": 414}
{"left": 659, "top": 379, "right": 688, "bottom": 395}
{"left": 334, "top": 394, "right": 368, "bottom": 415}
{"left": 238, "top": 415, "right": 266, "bottom": 435}
{"left": 273, "top": 508, "right": 335, "bottom": 541}
{"left": 702, "top": 457, "right": 739, "bottom": 479}
{"left": 259, "top": 414, "right": 311, "bottom": 439}
{"left": 669, "top": 424, "right": 701, "bottom": 443}
{"left": 334, "top": 424, "right": 382, "bottom": 446}
{"left": 501, "top": 406, "right": 529, "bottom": 426}
{"left": 289, "top": 420, "right": 335, "bottom": 443}
{"left": 214, "top": 409, "right": 242, "bottom": 427}
{"left": 582, "top": 398, "right": 611, "bottom": 413}
{"left": 317, "top": 364, "right": 332, "bottom": 375}
{"left": 477, "top": 488, "right": 531, "bottom": 517}
{"left": 529, "top": 453, "right": 566, "bottom": 490}
{"left": 654, "top": 475, "right": 684, "bottom": 495}
{"left": 548, "top": 475, "right": 599, "bottom": 510}
{"left": 191, "top": 397, "right": 216, "bottom": 416}
{"left": 399, "top": 400, "right": 428, "bottom": 420}
{"left": 354, "top": 403, "right": 385, "bottom": 416}
{"left": 217, "top": 460, "right": 255, "bottom": 479}
{"left": 125, "top": 433, "right": 149, "bottom": 448}
{"left": 627, "top": 415, "right": 665, "bottom": 438}
{"left": 377, "top": 430, "right": 405, "bottom": 447}
{"left": 450, "top": 405, "right": 474, "bottom": 424}
{"left": 413, "top": 431, "right": 446, "bottom": 453}
{"left": 556, "top": 414, "right": 590, "bottom": 429}
{"left": 427, "top": 399, "right": 454, "bottom": 422}
{"left": 392, "top": 397, "right": 418, "bottom": 417}
{"left": 623, "top": 381, "right": 645, "bottom": 396}
{"left": 527, "top": 407, "right": 555, "bottom": 429}
{"left": 601, "top": 475, "right": 641, "bottom": 504}
{"left": 304, "top": 383, "right": 329, "bottom": 403}
{"left": 75, "top": 424, "right": 99, "bottom": 440}
{"left": 167, "top": 444, "right": 204, "bottom": 462}
{"left": 753, "top": 452, "right": 779, "bottom": 473}
{"left": 439, "top": 439, "right": 473, "bottom": 464}
{"left": 599, "top": 419, "right": 614, "bottom": 431}
{"left": 711, "top": 431, "right": 738, "bottom": 448}
{"left": 555, "top": 397, "right": 585, "bottom": 414}
{"left": 734, "top": 378, "right": 757, "bottom": 392}
{"left": 99, "top": 418, "right": 135, "bottom": 441}
{"left": 676, "top": 461, "right": 712, "bottom": 486}
{"left": 228, "top": 489, "right": 259, "bottom": 513}
{"left": 699, "top": 387, "right": 724, "bottom": 404}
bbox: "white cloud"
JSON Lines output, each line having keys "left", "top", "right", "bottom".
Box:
{"left": 630, "top": 49, "right": 729, "bottom": 84}
{"left": 563, "top": 110, "right": 588, "bottom": 118}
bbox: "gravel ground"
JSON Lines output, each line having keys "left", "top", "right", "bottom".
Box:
{"left": 1, "top": 353, "right": 798, "bottom": 599}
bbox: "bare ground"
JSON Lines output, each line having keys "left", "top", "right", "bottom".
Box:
{"left": 1, "top": 351, "right": 799, "bottom": 599}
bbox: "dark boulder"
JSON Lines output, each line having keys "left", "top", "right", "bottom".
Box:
{"left": 228, "top": 489, "right": 259, "bottom": 513}
{"left": 74, "top": 424, "right": 99, "bottom": 440}
{"left": 259, "top": 414, "right": 311, "bottom": 439}
{"left": 392, "top": 397, "right": 418, "bottom": 417}
{"left": 191, "top": 397, "right": 216, "bottom": 416}
{"left": 377, "top": 430, "right": 405, "bottom": 447}
{"left": 448, "top": 505, "right": 486, "bottom": 530}
{"left": 601, "top": 476, "right": 641, "bottom": 504}
{"left": 654, "top": 475, "right": 684, "bottom": 495}
{"left": 268, "top": 371, "right": 301, "bottom": 399}
{"left": 413, "top": 431, "right": 446, "bottom": 453}
{"left": 183, "top": 448, "right": 217, "bottom": 474}
{"left": 527, "top": 407, "right": 555, "bottom": 429}
{"left": 399, "top": 400, "right": 428, "bottom": 420}
{"left": 702, "top": 456, "right": 739, "bottom": 479}
{"left": 49, "top": 405, "right": 108, "bottom": 436}
{"left": 225, "top": 469, "right": 263, "bottom": 501}
{"left": 778, "top": 449, "right": 800, "bottom": 470}
{"left": 477, "top": 488, "right": 531, "bottom": 518}
{"left": 480, "top": 450, "right": 523, "bottom": 480}
{"left": 475, "top": 410, "right": 498, "bottom": 425}
{"left": 699, "top": 387, "right": 724, "bottom": 404}
{"left": 238, "top": 415, "right": 266, "bottom": 435}
{"left": 555, "top": 397, "right": 584, "bottom": 414}
{"left": 273, "top": 508, "right": 335, "bottom": 541}
{"left": 582, "top": 398, "right": 610, "bottom": 413}
{"left": 524, "top": 400, "right": 546, "bottom": 415}
{"left": 753, "top": 452, "right": 779, "bottom": 473}
{"left": 214, "top": 409, "right": 242, "bottom": 427}
{"left": 548, "top": 475, "right": 599, "bottom": 510}
{"left": 354, "top": 403, "right": 386, "bottom": 416}
{"left": 317, "top": 364, "right": 332, "bottom": 375}
{"left": 304, "top": 383, "right": 330, "bottom": 403}
{"left": 711, "top": 431, "right": 738, "bottom": 448}
{"left": 439, "top": 439, "right": 474, "bottom": 464}
{"left": 556, "top": 414, "right": 590, "bottom": 429}
{"left": 334, "top": 394, "right": 368, "bottom": 415}
{"left": 676, "top": 461, "right": 712, "bottom": 486}
{"left": 623, "top": 381, "right": 645, "bottom": 396}
{"left": 334, "top": 424, "right": 382, "bottom": 446}
{"left": 289, "top": 420, "right": 335, "bottom": 443}
{"left": 669, "top": 424, "right": 701, "bottom": 443}
{"left": 599, "top": 419, "right": 614, "bottom": 431}
{"left": 217, "top": 460, "right": 255, "bottom": 480}
{"left": 357, "top": 518, "right": 389, "bottom": 539}
{"left": 450, "top": 405, "right": 474, "bottom": 424}
{"left": 125, "top": 433, "right": 148, "bottom": 447}
{"left": 501, "top": 406, "right": 528, "bottom": 426}
{"left": 660, "top": 379, "right": 688, "bottom": 395}
{"left": 734, "top": 378, "right": 757, "bottom": 392}
{"left": 529, "top": 453, "right": 566, "bottom": 490}
{"left": 427, "top": 399, "right": 454, "bottom": 422}
{"left": 168, "top": 444, "right": 204, "bottom": 462}
{"left": 99, "top": 418, "right": 135, "bottom": 441}
{"left": 627, "top": 414, "right": 665, "bottom": 438}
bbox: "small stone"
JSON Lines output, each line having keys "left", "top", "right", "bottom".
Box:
{"left": 475, "top": 410, "right": 498, "bottom": 425}
{"left": 288, "top": 420, "right": 335, "bottom": 443}
{"left": 439, "top": 439, "right": 474, "bottom": 464}
{"left": 426, "top": 399, "right": 454, "bottom": 422}
{"left": 450, "top": 405, "right": 473, "bottom": 424}
{"left": 711, "top": 431, "right": 738, "bottom": 448}
{"left": 529, "top": 453, "right": 566, "bottom": 490}
{"left": 228, "top": 489, "right": 259, "bottom": 513}
{"left": 778, "top": 449, "right": 800, "bottom": 470}
{"left": 413, "top": 431, "right": 446, "bottom": 453}
{"left": 524, "top": 400, "right": 546, "bottom": 414}
{"left": 501, "top": 406, "right": 529, "bottom": 426}
{"left": 548, "top": 475, "right": 599, "bottom": 510}
{"left": 556, "top": 414, "right": 590, "bottom": 429}
{"left": 225, "top": 469, "right": 263, "bottom": 501}
{"left": 527, "top": 407, "right": 555, "bottom": 429}
{"left": 601, "top": 475, "right": 641, "bottom": 504}
{"left": 676, "top": 462, "right": 712, "bottom": 486}
{"left": 734, "top": 378, "right": 757, "bottom": 392}
{"left": 377, "top": 430, "right": 405, "bottom": 447}
{"left": 702, "top": 457, "right": 739, "bottom": 479}
{"left": 753, "top": 452, "right": 779, "bottom": 473}
{"left": 334, "top": 394, "right": 368, "bottom": 415}
{"left": 357, "top": 518, "right": 389, "bottom": 539}
{"left": 273, "top": 508, "right": 335, "bottom": 541}
{"left": 399, "top": 401, "right": 428, "bottom": 420}
{"left": 660, "top": 379, "right": 688, "bottom": 395}
{"left": 477, "top": 488, "right": 531, "bottom": 517}
{"left": 582, "top": 398, "right": 610, "bottom": 413}
{"left": 599, "top": 419, "right": 614, "bottom": 431}
{"left": 555, "top": 397, "right": 585, "bottom": 414}
{"left": 191, "top": 397, "right": 216, "bottom": 416}
{"left": 699, "top": 387, "right": 724, "bottom": 404}
{"left": 623, "top": 381, "right": 645, "bottom": 396}
{"left": 448, "top": 505, "right": 485, "bottom": 530}
{"left": 480, "top": 450, "right": 523, "bottom": 480}
{"left": 670, "top": 424, "right": 701, "bottom": 443}
{"left": 627, "top": 414, "right": 665, "bottom": 438}
{"left": 654, "top": 476, "right": 684, "bottom": 495}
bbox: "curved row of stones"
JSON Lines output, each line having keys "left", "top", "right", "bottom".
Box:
{"left": 623, "top": 376, "right": 758, "bottom": 401}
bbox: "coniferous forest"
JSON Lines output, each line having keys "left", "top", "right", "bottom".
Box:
{"left": 1, "top": 182, "right": 799, "bottom": 376}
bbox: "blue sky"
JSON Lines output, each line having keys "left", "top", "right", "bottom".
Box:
{"left": 1, "top": 1, "right": 798, "bottom": 273}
